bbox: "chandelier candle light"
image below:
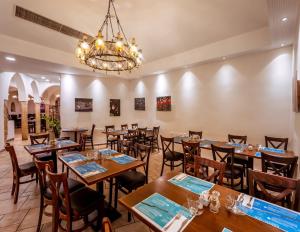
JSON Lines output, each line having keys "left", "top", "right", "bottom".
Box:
{"left": 75, "top": 0, "right": 143, "bottom": 73}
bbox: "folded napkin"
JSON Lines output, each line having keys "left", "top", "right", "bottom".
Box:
{"left": 163, "top": 214, "right": 189, "bottom": 232}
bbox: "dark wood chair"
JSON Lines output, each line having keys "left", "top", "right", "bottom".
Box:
{"left": 121, "top": 124, "right": 128, "bottom": 130}
{"left": 265, "top": 136, "right": 288, "bottom": 150}
{"left": 46, "top": 166, "right": 104, "bottom": 232}
{"left": 211, "top": 144, "right": 244, "bottom": 191}
{"left": 227, "top": 134, "right": 248, "bottom": 176}
{"left": 102, "top": 217, "right": 113, "bottom": 232}
{"left": 137, "top": 127, "right": 147, "bottom": 144}
{"left": 181, "top": 140, "right": 201, "bottom": 175}
{"left": 30, "top": 133, "right": 52, "bottom": 161}
{"left": 105, "top": 125, "right": 118, "bottom": 149}
{"left": 151, "top": 126, "right": 160, "bottom": 151}
{"left": 118, "top": 139, "right": 133, "bottom": 157}
{"left": 249, "top": 169, "right": 300, "bottom": 211}
{"left": 5, "top": 143, "right": 37, "bottom": 204}
{"left": 194, "top": 156, "right": 226, "bottom": 185}
{"left": 35, "top": 159, "right": 84, "bottom": 232}
{"left": 85, "top": 124, "right": 95, "bottom": 150}
{"left": 189, "top": 130, "right": 203, "bottom": 139}
{"left": 131, "top": 123, "right": 138, "bottom": 129}
{"left": 160, "top": 136, "right": 184, "bottom": 176}
{"left": 114, "top": 144, "right": 151, "bottom": 221}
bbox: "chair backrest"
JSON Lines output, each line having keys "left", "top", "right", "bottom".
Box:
{"left": 211, "top": 144, "right": 235, "bottom": 167}
{"left": 46, "top": 166, "right": 71, "bottom": 218}
{"left": 265, "top": 136, "right": 288, "bottom": 150}
{"left": 118, "top": 139, "right": 132, "bottom": 155}
{"left": 102, "top": 217, "right": 113, "bottom": 232}
{"left": 105, "top": 125, "right": 115, "bottom": 139}
{"left": 160, "top": 136, "right": 175, "bottom": 159}
{"left": 121, "top": 124, "right": 128, "bottom": 130}
{"left": 248, "top": 169, "right": 300, "bottom": 211}
{"left": 131, "top": 123, "right": 138, "bottom": 129}
{"left": 30, "top": 133, "right": 50, "bottom": 145}
{"left": 228, "top": 134, "right": 247, "bottom": 144}
{"left": 138, "top": 128, "right": 147, "bottom": 139}
{"left": 135, "top": 143, "right": 151, "bottom": 183}
{"left": 261, "top": 152, "right": 298, "bottom": 178}
{"left": 182, "top": 140, "right": 201, "bottom": 175}
{"left": 153, "top": 126, "right": 160, "bottom": 138}
{"left": 5, "top": 143, "right": 20, "bottom": 176}
{"left": 91, "top": 124, "right": 96, "bottom": 137}
{"left": 35, "top": 159, "right": 54, "bottom": 196}
{"left": 194, "top": 156, "right": 226, "bottom": 185}
{"left": 189, "top": 131, "right": 203, "bottom": 139}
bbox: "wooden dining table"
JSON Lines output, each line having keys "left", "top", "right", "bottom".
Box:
{"left": 62, "top": 128, "right": 89, "bottom": 142}
{"left": 119, "top": 171, "right": 286, "bottom": 232}
{"left": 58, "top": 150, "right": 145, "bottom": 220}
{"left": 24, "top": 140, "right": 80, "bottom": 172}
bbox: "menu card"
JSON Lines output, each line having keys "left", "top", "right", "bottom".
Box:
{"left": 61, "top": 153, "right": 87, "bottom": 164}
{"left": 111, "top": 154, "right": 136, "bottom": 164}
{"left": 99, "top": 149, "right": 118, "bottom": 156}
{"left": 74, "top": 162, "right": 107, "bottom": 177}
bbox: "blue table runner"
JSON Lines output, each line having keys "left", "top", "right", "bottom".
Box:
{"left": 169, "top": 174, "right": 214, "bottom": 195}
{"left": 134, "top": 193, "right": 192, "bottom": 229}
{"left": 74, "top": 162, "right": 107, "bottom": 177}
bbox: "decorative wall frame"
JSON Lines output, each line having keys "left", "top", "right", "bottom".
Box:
{"left": 110, "top": 99, "right": 120, "bottom": 116}
{"left": 135, "top": 97, "right": 145, "bottom": 111}
{"left": 157, "top": 96, "right": 171, "bottom": 111}
{"left": 75, "top": 98, "right": 93, "bottom": 112}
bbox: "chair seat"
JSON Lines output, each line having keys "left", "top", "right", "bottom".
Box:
{"left": 44, "top": 178, "right": 85, "bottom": 199}
{"left": 165, "top": 151, "right": 183, "bottom": 161}
{"left": 19, "top": 162, "right": 37, "bottom": 176}
{"left": 224, "top": 166, "right": 243, "bottom": 179}
{"left": 117, "top": 170, "right": 146, "bottom": 190}
{"left": 67, "top": 187, "right": 103, "bottom": 216}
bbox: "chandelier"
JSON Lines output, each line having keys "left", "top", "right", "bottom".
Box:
{"left": 75, "top": 0, "right": 142, "bottom": 73}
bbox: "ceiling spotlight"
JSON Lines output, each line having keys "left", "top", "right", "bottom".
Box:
{"left": 5, "top": 56, "right": 16, "bottom": 62}
{"left": 281, "top": 43, "right": 285, "bottom": 47}
{"left": 12, "top": 95, "right": 17, "bottom": 99}
{"left": 281, "top": 17, "right": 288, "bottom": 22}
{"left": 45, "top": 79, "right": 50, "bottom": 82}
{"left": 41, "top": 76, "right": 46, "bottom": 79}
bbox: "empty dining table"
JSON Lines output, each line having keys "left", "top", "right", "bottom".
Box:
{"left": 62, "top": 128, "right": 88, "bottom": 142}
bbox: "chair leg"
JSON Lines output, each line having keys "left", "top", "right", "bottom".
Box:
{"left": 14, "top": 179, "right": 20, "bottom": 204}
{"left": 127, "top": 190, "right": 132, "bottom": 222}
{"left": 37, "top": 196, "right": 44, "bottom": 232}
{"left": 11, "top": 179, "right": 16, "bottom": 196}
{"left": 62, "top": 164, "right": 65, "bottom": 172}
{"left": 91, "top": 138, "right": 94, "bottom": 150}
{"left": 66, "top": 217, "right": 72, "bottom": 232}
{"left": 160, "top": 161, "right": 165, "bottom": 176}
{"left": 114, "top": 180, "right": 119, "bottom": 209}
{"left": 108, "top": 178, "right": 113, "bottom": 207}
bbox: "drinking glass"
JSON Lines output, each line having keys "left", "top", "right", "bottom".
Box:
{"left": 187, "top": 197, "right": 202, "bottom": 216}
{"left": 209, "top": 191, "right": 221, "bottom": 214}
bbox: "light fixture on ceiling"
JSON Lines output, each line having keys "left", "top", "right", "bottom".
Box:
{"left": 41, "top": 76, "right": 46, "bottom": 79}
{"left": 281, "top": 17, "right": 288, "bottom": 22}
{"left": 56, "top": 94, "right": 60, "bottom": 98}
{"left": 281, "top": 43, "right": 285, "bottom": 47}
{"left": 45, "top": 79, "right": 50, "bottom": 82}
{"left": 12, "top": 95, "right": 18, "bottom": 99}
{"left": 5, "top": 56, "right": 16, "bottom": 62}
{"left": 75, "top": 0, "right": 142, "bottom": 73}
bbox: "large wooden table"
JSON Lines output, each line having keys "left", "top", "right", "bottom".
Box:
{"left": 62, "top": 128, "right": 88, "bottom": 142}
{"left": 24, "top": 140, "right": 80, "bottom": 172}
{"left": 119, "top": 171, "right": 282, "bottom": 232}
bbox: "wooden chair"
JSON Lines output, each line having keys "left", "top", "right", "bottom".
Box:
{"left": 211, "top": 144, "right": 244, "bottom": 191}
{"left": 189, "top": 130, "right": 203, "bottom": 139}
{"left": 114, "top": 144, "right": 151, "bottom": 221}
{"left": 121, "top": 124, "right": 128, "bottom": 130}
{"left": 124, "top": 129, "right": 139, "bottom": 144}
{"left": 5, "top": 143, "right": 37, "bottom": 204}
{"left": 131, "top": 123, "right": 138, "bottom": 129}
{"left": 227, "top": 134, "right": 248, "bottom": 176}
{"left": 105, "top": 125, "right": 118, "bottom": 149}
{"left": 181, "top": 140, "right": 201, "bottom": 175}
{"left": 137, "top": 127, "right": 147, "bottom": 144}
{"left": 85, "top": 124, "right": 95, "bottom": 150}
{"left": 160, "top": 136, "right": 184, "bottom": 176}
{"left": 261, "top": 152, "right": 298, "bottom": 178}
{"left": 35, "top": 159, "right": 84, "bottom": 232}
{"left": 249, "top": 169, "right": 300, "bottom": 211}
{"left": 46, "top": 166, "right": 104, "bottom": 232}
{"left": 118, "top": 139, "right": 133, "bottom": 157}
{"left": 194, "top": 156, "right": 226, "bottom": 185}
{"left": 265, "top": 136, "right": 288, "bottom": 150}
{"left": 30, "top": 133, "right": 52, "bottom": 161}
{"left": 102, "top": 217, "right": 113, "bottom": 232}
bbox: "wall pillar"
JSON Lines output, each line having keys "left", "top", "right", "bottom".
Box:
{"left": 35, "top": 103, "right": 41, "bottom": 134}
{"left": 4, "top": 100, "right": 8, "bottom": 142}
{"left": 45, "top": 103, "right": 50, "bottom": 131}
{"left": 20, "top": 101, "right": 28, "bottom": 140}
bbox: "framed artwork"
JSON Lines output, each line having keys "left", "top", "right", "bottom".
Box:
{"left": 75, "top": 98, "right": 93, "bottom": 112}
{"left": 157, "top": 96, "right": 171, "bottom": 111}
{"left": 135, "top": 97, "right": 145, "bottom": 111}
{"left": 110, "top": 99, "right": 120, "bottom": 116}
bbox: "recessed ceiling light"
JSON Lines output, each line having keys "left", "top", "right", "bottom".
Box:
{"left": 45, "top": 79, "right": 50, "bottom": 82}
{"left": 56, "top": 94, "right": 60, "bottom": 98}
{"left": 281, "top": 43, "right": 285, "bottom": 47}
{"left": 41, "top": 76, "right": 46, "bottom": 79}
{"left": 5, "top": 56, "right": 16, "bottom": 62}
{"left": 281, "top": 17, "right": 288, "bottom": 22}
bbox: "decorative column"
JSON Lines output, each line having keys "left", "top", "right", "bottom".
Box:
{"left": 35, "top": 103, "right": 41, "bottom": 134}
{"left": 45, "top": 103, "right": 50, "bottom": 131}
{"left": 20, "top": 101, "right": 28, "bottom": 140}
{"left": 3, "top": 100, "right": 8, "bottom": 142}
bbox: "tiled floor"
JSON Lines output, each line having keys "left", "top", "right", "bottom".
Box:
{"left": 0, "top": 130, "right": 182, "bottom": 232}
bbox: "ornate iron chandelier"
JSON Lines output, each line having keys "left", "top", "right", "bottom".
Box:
{"left": 75, "top": 0, "right": 142, "bottom": 73}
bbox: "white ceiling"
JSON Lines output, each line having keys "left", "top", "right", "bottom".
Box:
{"left": 0, "top": 0, "right": 299, "bottom": 78}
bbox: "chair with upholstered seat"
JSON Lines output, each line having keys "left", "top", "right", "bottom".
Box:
{"left": 5, "top": 143, "right": 38, "bottom": 204}
{"left": 105, "top": 125, "right": 118, "bottom": 149}
{"left": 182, "top": 140, "right": 201, "bottom": 175}
{"left": 131, "top": 123, "right": 138, "bottom": 129}
{"left": 85, "top": 124, "right": 95, "bottom": 149}
{"left": 118, "top": 139, "right": 133, "bottom": 156}
{"left": 30, "top": 133, "right": 52, "bottom": 161}
{"left": 249, "top": 169, "right": 300, "bottom": 211}
{"left": 160, "top": 136, "right": 184, "bottom": 176}
{"left": 46, "top": 166, "right": 104, "bottom": 232}
{"left": 189, "top": 130, "right": 203, "bottom": 139}
{"left": 211, "top": 144, "right": 244, "bottom": 191}
{"left": 194, "top": 156, "right": 226, "bottom": 185}
{"left": 35, "top": 159, "right": 85, "bottom": 232}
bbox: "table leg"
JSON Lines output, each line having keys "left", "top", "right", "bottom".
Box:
{"left": 246, "top": 157, "right": 254, "bottom": 193}
{"left": 74, "top": 132, "right": 78, "bottom": 142}
{"left": 51, "top": 150, "right": 58, "bottom": 173}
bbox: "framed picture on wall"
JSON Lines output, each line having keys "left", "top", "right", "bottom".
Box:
{"left": 157, "top": 96, "right": 171, "bottom": 111}
{"left": 135, "top": 97, "right": 145, "bottom": 111}
{"left": 75, "top": 98, "right": 93, "bottom": 112}
{"left": 110, "top": 99, "right": 120, "bottom": 116}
